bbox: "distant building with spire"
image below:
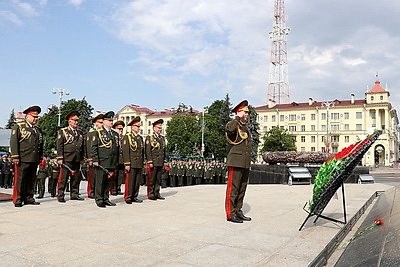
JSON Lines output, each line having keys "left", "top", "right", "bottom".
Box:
{"left": 256, "top": 78, "right": 399, "bottom": 166}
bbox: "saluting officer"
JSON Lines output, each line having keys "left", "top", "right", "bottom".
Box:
{"left": 86, "top": 114, "right": 104, "bottom": 198}
{"left": 225, "top": 100, "right": 252, "bottom": 223}
{"left": 91, "top": 111, "right": 119, "bottom": 208}
{"left": 145, "top": 119, "right": 166, "bottom": 200}
{"left": 10, "top": 106, "right": 43, "bottom": 207}
{"left": 56, "top": 110, "right": 85, "bottom": 202}
{"left": 122, "top": 116, "right": 144, "bottom": 204}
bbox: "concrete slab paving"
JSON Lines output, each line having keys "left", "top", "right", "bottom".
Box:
{"left": 0, "top": 182, "right": 393, "bottom": 266}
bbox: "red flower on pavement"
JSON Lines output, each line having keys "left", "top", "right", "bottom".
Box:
{"left": 375, "top": 219, "right": 384, "bottom": 225}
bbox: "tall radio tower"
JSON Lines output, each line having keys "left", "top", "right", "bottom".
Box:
{"left": 267, "top": 0, "right": 290, "bottom": 104}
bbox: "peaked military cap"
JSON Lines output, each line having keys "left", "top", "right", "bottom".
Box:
{"left": 128, "top": 116, "right": 141, "bottom": 127}
{"left": 232, "top": 100, "right": 249, "bottom": 113}
{"left": 112, "top": 120, "right": 125, "bottom": 129}
{"left": 103, "top": 111, "right": 115, "bottom": 121}
{"left": 152, "top": 119, "right": 164, "bottom": 127}
{"left": 23, "top": 106, "right": 41, "bottom": 116}
{"left": 91, "top": 114, "right": 104, "bottom": 123}
{"left": 66, "top": 110, "right": 80, "bottom": 120}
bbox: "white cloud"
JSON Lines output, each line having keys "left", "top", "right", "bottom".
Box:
{"left": 37, "top": 0, "right": 47, "bottom": 6}
{"left": 110, "top": 0, "right": 271, "bottom": 99}
{"left": 69, "top": 0, "right": 85, "bottom": 7}
{"left": 0, "top": 10, "right": 23, "bottom": 25}
{"left": 17, "top": 2, "right": 39, "bottom": 17}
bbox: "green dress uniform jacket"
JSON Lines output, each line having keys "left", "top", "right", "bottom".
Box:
{"left": 91, "top": 127, "right": 119, "bottom": 205}
{"left": 145, "top": 133, "right": 166, "bottom": 198}
{"left": 56, "top": 126, "right": 85, "bottom": 200}
{"left": 10, "top": 121, "right": 44, "bottom": 205}
{"left": 122, "top": 132, "right": 144, "bottom": 201}
{"left": 224, "top": 116, "right": 252, "bottom": 220}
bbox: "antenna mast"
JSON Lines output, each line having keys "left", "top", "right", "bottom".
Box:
{"left": 267, "top": 0, "right": 290, "bottom": 104}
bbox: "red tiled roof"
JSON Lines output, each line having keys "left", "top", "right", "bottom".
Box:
{"left": 367, "top": 80, "right": 387, "bottom": 93}
{"left": 255, "top": 99, "right": 367, "bottom": 110}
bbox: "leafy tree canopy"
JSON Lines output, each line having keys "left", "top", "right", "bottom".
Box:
{"left": 260, "top": 127, "right": 296, "bottom": 153}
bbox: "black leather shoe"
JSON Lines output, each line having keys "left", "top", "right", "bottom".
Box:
{"left": 104, "top": 200, "right": 116, "bottom": 206}
{"left": 97, "top": 203, "right": 106, "bottom": 208}
{"left": 71, "top": 196, "right": 85, "bottom": 201}
{"left": 148, "top": 196, "right": 157, "bottom": 200}
{"left": 125, "top": 200, "right": 132, "bottom": 204}
{"left": 58, "top": 198, "right": 66, "bottom": 203}
{"left": 132, "top": 198, "right": 143, "bottom": 203}
{"left": 227, "top": 216, "right": 243, "bottom": 223}
{"left": 156, "top": 196, "right": 165, "bottom": 200}
{"left": 15, "top": 203, "right": 23, "bottom": 207}
{"left": 237, "top": 214, "right": 252, "bottom": 221}
{"left": 26, "top": 201, "right": 40, "bottom": 205}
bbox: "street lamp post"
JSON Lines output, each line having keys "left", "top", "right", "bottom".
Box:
{"left": 52, "top": 88, "right": 69, "bottom": 127}
{"left": 321, "top": 101, "right": 335, "bottom": 153}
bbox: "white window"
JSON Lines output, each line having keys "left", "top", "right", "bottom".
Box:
{"left": 344, "top": 112, "right": 349, "bottom": 119}
{"left": 289, "top": 126, "right": 296, "bottom": 132}
{"left": 356, "top": 112, "right": 362, "bottom": 119}
{"left": 311, "top": 114, "right": 316, "bottom": 120}
{"left": 311, "top": 125, "right": 316, "bottom": 131}
{"left": 311, "top": 136, "right": 316, "bottom": 143}
{"left": 344, "top": 136, "right": 349, "bottom": 142}
{"left": 321, "top": 113, "right": 326, "bottom": 120}
{"left": 301, "top": 114, "right": 306, "bottom": 120}
{"left": 289, "top": 114, "right": 296, "bottom": 121}
{"left": 311, "top": 147, "right": 316, "bottom": 152}
{"left": 301, "top": 125, "right": 306, "bottom": 132}
{"left": 301, "top": 136, "right": 305, "bottom": 142}
{"left": 272, "top": 115, "right": 276, "bottom": 122}
{"left": 331, "top": 113, "right": 339, "bottom": 120}
{"left": 356, "top": 124, "right": 362, "bottom": 130}
{"left": 280, "top": 115, "right": 284, "bottom": 121}
{"left": 264, "top": 115, "right": 268, "bottom": 121}
{"left": 331, "top": 124, "right": 339, "bottom": 131}
{"left": 344, "top": 124, "right": 349, "bottom": 131}
{"left": 263, "top": 126, "right": 268, "bottom": 132}
{"left": 301, "top": 147, "right": 306, "bottom": 152}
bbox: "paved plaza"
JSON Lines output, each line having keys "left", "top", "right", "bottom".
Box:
{"left": 0, "top": 182, "right": 393, "bottom": 266}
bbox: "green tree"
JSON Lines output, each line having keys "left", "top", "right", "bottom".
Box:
{"left": 260, "top": 127, "right": 296, "bottom": 153}
{"left": 247, "top": 105, "right": 260, "bottom": 162}
{"left": 201, "top": 113, "right": 227, "bottom": 158}
{"left": 166, "top": 114, "right": 201, "bottom": 155}
{"left": 5, "top": 109, "right": 16, "bottom": 129}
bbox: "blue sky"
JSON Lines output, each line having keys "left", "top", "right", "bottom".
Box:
{"left": 1, "top": 0, "right": 400, "bottom": 127}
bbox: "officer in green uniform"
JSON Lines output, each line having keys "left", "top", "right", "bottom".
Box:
{"left": 86, "top": 114, "right": 104, "bottom": 198}
{"left": 48, "top": 156, "right": 60, "bottom": 197}
{"left": 111, "top": 120, "right": 125, "bottom": 196}
{"left": 225, "top": 100, "right": 252, "bottom": 223}
{"left": 56, "top": 110, "right": 85, "bottom": 202}
{"left": 122, "top": 116, "right": 144, "bottom": 204}
{"left": 145, "top": 119, "right": 166, "bottom": 200}
{"left": 10, "top": 106, "right": 43, "bottom": 207}
{"left": 36, "top": 156, "right": 49, "bottom": 198}
{"left": 91, "top": 111, "right": 119, "bottom": 207}
{"left": 169, "top": 158, "right": 177, "bottom": 187}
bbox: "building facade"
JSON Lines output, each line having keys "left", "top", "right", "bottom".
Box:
{"left": 255, "top": 79, "right": 399, "bottom": 166}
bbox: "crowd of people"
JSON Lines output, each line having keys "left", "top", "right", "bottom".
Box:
{"left": 8, "top": 99, "right": 252, "bottom": 223}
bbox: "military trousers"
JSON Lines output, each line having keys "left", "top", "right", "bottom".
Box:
{"left": 149, "top": 166, "right": 163, "bottom": 198}
{"left": 57, "top": 162, "right": 81, "bottom": 199}
{"left": 94, "top": 167, "right": 113, "bottom": 205}
{"left": 14, "top": 162, "right": 38, "bottom": 205}
{"left": 125, "top": 167, "right": 142, "bottom": 201}
{"left": 225, "top": 166, "right": 249, "bottom": 219}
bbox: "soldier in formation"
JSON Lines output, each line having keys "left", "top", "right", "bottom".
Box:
{"left": 111, "top": 120, "right": 125, "bottom": 196}
{"left": 56, "top": 110, "right": 85, "bottom": 202}
{"left": 1, "top": 155, "right": 14, "bottom": 189}
{"left": 36, "top": 156, "right": 49, "bottom": 199}
{"left": 86, "top": 114, "right": 104, "bottom": 199}
{"left": 122, "top": 116, "right": 144, "bottom": 204}
{"left": 91, "top": 111, "right": 119, "bottom": 208}
{"left": 10, "top": 106, "right": 44, "bottom": 207}
{"left": 145, "top": 119, "right": 166, "bottom": 200}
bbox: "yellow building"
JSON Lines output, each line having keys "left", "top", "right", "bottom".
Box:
{"left": 255, "top": 79, "right": 399, "bottom": 166}
{"left": 115, "top": 104, "right": 199, "bottom": 138}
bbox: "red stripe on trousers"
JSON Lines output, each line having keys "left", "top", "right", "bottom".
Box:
{"left": 12, "top": 162, "right": 19, "bottom": 204}
{"left": 147, "top": 166, "right": 151, "bottom": 198}
{"left": 87, "top": 165, "right": 93, "bottom": 195}
{"left": 124, "top": 170, "right": 129, "bottom": 200}
{"left": 225, "top": 166, "right": 234, "bottom": 219}
{"left": 56, "top": 167, "right": 63, "bottom": 199}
